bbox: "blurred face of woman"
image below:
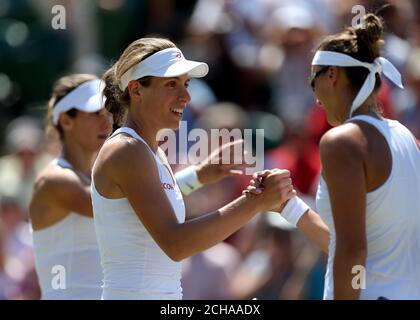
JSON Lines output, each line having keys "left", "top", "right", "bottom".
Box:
{"left": 65, "top": 108, "right": 113, "bottom": 152}
{"left": 138, "top": 74, "right": 191, "bottom": 130}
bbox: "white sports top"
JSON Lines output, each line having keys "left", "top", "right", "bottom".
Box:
{"left": 31, "top": 158, "right": 102, "bottom": 300}
{"left": 91, "top": 127, "right": 186, "bottom": 300}
{"left": 316, "top": 115, "right": 420, "bottom": 300}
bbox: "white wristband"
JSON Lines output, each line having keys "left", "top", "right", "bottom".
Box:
{"left": 174, "top": 166, "right": 203, "bottom": 196}
{"left": 280, "top": 196, "right": 310, "bottom": 227}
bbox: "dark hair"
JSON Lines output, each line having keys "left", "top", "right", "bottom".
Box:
{"left": 102, "top": 38, "right": 177, "bottom": 126}
{"left": 46, "top": 74, "right": 98, "bottom": 140}
{"left": 317, "top": 13, "right": 385, "bottom": 95}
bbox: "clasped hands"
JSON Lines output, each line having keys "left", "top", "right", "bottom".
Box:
{"left": 243, "top": 169, "right": 296, "bottom": 213}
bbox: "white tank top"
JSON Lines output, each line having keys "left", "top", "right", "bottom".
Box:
{"left": 91, "top": 127, "right": 186, "bottom": 300}
{"left": 316, "top": 115, "right": 420, "bottom": 300}
{"left": 31, "top": 158, "right": 102, "bottom": 300}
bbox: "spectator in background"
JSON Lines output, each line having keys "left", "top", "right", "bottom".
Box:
{"left": 265, "top": 105, "right": 330, "bottom": 197}
{"left": 398, "top": 47, "right": 420, "bottom": 139}
{"left": 181, "top": 102, "right": 249, "bottom": 300}
{"left": 0, "top": 219, "right": 14, "bottom": 299}
{"left": 228, "top": 213, "right": 295, "bottom": 300}
{"left": 264, "top": 3, "right": 324, "bottom": 131}
{"left": 360, "top": 0, "right": 413, "bottom": 71}
{"left": 0, "top": 197, "right": 40, "bottom": 299}
{"left": 228, "top": 213, "right": 325, "bottom": 300}
{"left": 181, "top": 240, "right": 241, "bottom": 299}
{"left": 0, "top": 116, "right": 48, "bottom": 300}
{"left": 0, "top": 117, "right": 50, "bottom": 216}
{"left": 182, "top": 102, "right": 251, "bottom": 217}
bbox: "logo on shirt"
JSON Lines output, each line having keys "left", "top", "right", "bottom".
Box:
{"left": 162, "top": 182, "right": 174, "bottom": 190}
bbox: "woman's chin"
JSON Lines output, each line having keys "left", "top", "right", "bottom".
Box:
{"left": 163, "top": 122, "right": 182, "bottom": 131}
{"left": 326, "top": 114, "right": 340, "bottom": 127}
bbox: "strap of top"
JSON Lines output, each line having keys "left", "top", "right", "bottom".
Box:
{"left": 346, "top": 114, "right": 385, "bottom": 126}
{"left": 110, "top": 127, "right": 178, "bottom": 185}
{"left": 110, "top": 127, "right": 160, "bottom": 163}
{"left": 54, "top": 157, "right": 91, "bottom": 184}
{"left": 345, "top": 114, "right": 391, "bottom": 140}
{"left": 56, "top": 157, "right": 73, "bottom": 169}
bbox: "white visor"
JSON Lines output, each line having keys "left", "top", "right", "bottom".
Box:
{"left": 119, "top": 48, "right": 209, "bottom": 91}
{"left": 312, "top": 50, "right": 403, "bottom": 116}
{"left": 52, "top": 79, "right": 106, "bottom": 125}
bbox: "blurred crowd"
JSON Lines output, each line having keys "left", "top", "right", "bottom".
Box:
{"left": 0, "top": 0, "right": 419, "bottom": 299}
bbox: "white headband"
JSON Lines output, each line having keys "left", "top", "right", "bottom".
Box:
{"left": 312, "top": 51, "right": 403, "bottom": 116}
{"left": 52, "top": 79, "right": 106, "bottom": 125}
{"left": 119, "top": 48, "right": 209, "bottom": 91}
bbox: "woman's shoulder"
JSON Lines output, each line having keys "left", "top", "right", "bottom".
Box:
{"left": 32, "top": 162, "right": 85, "bottom": 199}
{"left": 102, "top": 133, "right": 154, "bottom": 162}
{"left": 30, "top": 162, "right": 86, "bottom": 225}
{"left": 319, "top": 124, "right": 368, "bottom": 168}
{"left": 30, "top": 161, "right": 94, "bottom": 229}
{"left": 95, "top": 134, "right": 158, "bottom": 179}
{"left": 93, "top": 133, "right": 164, "bottom": 199}
{"left": 320, "top": 123, "right": 366, "bottom": 151}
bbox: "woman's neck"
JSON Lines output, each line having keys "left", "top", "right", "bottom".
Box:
{"left": 61, "top": 142, "right": 96, "bottom": 178}
{"left": 351, "top": 96, "right": 382, "bottom": 120}
{"left": 124, "top": 116, "right": 159, "bottom": 152}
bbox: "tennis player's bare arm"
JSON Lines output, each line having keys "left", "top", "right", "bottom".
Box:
{"left": 295, "top": 209, "right": 330, "bottom": 253}
{"left": 246, "top": 171, "right": 330, "bottom": 254}
{"left": 320, "top": 121, "right": 392, "bottom": 300}
{"left": 93, "top": 135, "right": 294, "bottom": 262}
{"left": 29, "top": 166, "right": 93, "bottom": 230}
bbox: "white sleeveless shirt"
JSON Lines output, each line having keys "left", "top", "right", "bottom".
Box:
{"left": 91, "top": 127, "right": 186, "bottom": 300}
{"left": 316, "top": 115, "right": 420, "bottom": 300}
{"left": 31, "top": 158, "right": 102, "bottom": 300}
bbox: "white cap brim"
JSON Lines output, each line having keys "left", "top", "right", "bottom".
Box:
{"left": 119, "top": 48, "right": 209, "bottom": 91}
{"left": 52, "top": 79, "right": 106, "bottom": 125}
{"left": 84, "top": 90, "right": 105, "bottom": 113}
{"left": 149, "top": 59, "right": 209, "bottom": 78}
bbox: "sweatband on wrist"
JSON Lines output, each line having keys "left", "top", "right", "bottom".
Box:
{"left": 175, "top": 166, "right": 203, "bottom": 196}
{"left": 281, "top": 196, "right": 310, "bottom": 227}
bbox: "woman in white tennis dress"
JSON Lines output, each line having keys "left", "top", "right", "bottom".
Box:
{"left": 92, "top": 37, "right": 295, "bottom": 299}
